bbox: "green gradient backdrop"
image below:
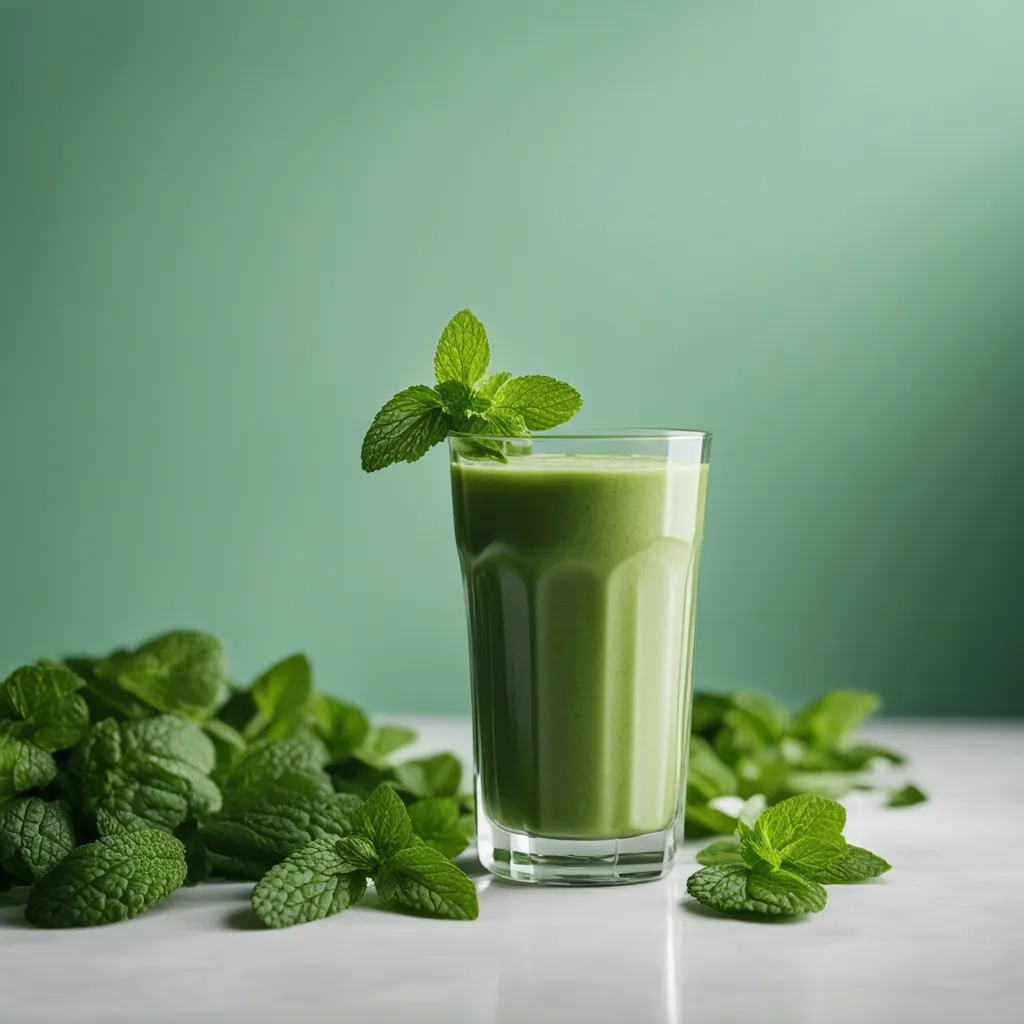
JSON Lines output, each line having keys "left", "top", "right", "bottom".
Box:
{"left": 2, "top": 1, "right": 1022, "bottom": 715}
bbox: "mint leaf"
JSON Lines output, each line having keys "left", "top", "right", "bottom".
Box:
{"left": 0, "top": 735, "right": 57, "bottom": 804}
{"left": 695, "top": 838, "right": 743, "bottom": 867}
{"left": 353, "top": 724, "right": 417, "bottom": 768}
{"left": 0, "top": 661, "right": 90, "bottom": 752}
{"left": 246, "top": 654, "right": 313, "bottom": 741}
{"left": 0, "top": 798, "right": 76, "bottom": 883}
{"left": 361, "top": 385, "right": 451, "bottom": 473}
{"left": 200, "top": 782, "right": 361, "bottom": 880}
{"left": 352, "top": 783, "right": 413, "bottom": 859}
{"left": 478, "top": 406, "right": 528, "bottom": 437}
{"left": 474, "top": 371, "right": 512, "bottom": 401}
{"left": 334, "top": 834, "right": 379, "bottom": 873}
{"left": 251, "top": 836, "right": 367, "bottom": 929}
{"left": 687, "top": 863, "right": 827, "bottom": 916}
{"left": 753, "top": 793, "right": 846, "bottom": 852}
{"left": 96, "top": 807, "right": 150, "bottom": 836}
{"left": 26, "top": 827, "right": 186, "bottom": 928}
{"left": 887, "top": 783, "right": 927, "bottom": 807}
{"left": 805, "top": 845, "right": 891, "bottom": 884}
{"left": 492, "top": 375, "right": 582, "bottom": 430}
{"left": 375, "top": 844, "right": 478, "bottom": 920}
{"left": 687, "top": 736, "right": 739, "bottom": 802}
{"left": 311, "top": 693, "right": 370, "bottom": 765}
{"left": 65, "top": 655, "right": 155, "bottom": 722}
{"left": 221, "top": 735, "right": 331, "bottom": 795}
{"left": 408, "top": 797, "right": 469, "bottom": 859}
{"left": 394, "top": 753, "right": 462, "bottom": 799}
{"left": 433, "top": 309, "right": 490, "bottom": 386}
{"left": 777, "top": 835, "right": 847, "bottom": 875}
{"left": 434, "top": 379, "right": 478, "bottom": 417}
{"left": 72, "top": 716, "right": 221, "bottom": 831}
{"left": 795, "top": 691, "right": 881, "bottom": 747}
{"left": 98, "top": 631, "right": 227, "bottom": 720}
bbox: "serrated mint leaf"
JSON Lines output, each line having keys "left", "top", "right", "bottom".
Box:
{"left": 795, "top": 690, "right": 881, "bottom": 747}
{"left": 0, "top": 735, "right": 57, "bottom": 804}
{"left": 0, "top": 798, "right": 76, "bottom": 883}
{"left": 492, "top": 375, "right": 582, "bottom": 430}
{"left": 887, "top": 783, "right": 927, "bottom": 807}
{"left": 737, "top": 819, "right": 779, "bottom": 869}
{"left": 26, "top": 827, "right": 186, "bottom": 928}
{"left": 353, "top": 725, "right": 417, "bottom": 768}
{"left": 434, "top": 379, "right": 477, "bottom": 417}
{"left": 805, "top": 844, "right": 891, "bottom": 883}
{"left": 311, "top": 694, "right": 370, "bottom": 765}
{"left": 408, "top": 797, "right": 469, "bottom": 860}
{"left": 0, "top": 661, "right": 90, "bottom": 752}
{"left": 361, "top": 385, "right": 451, "bottom": 473}
{"left": 778, "top": 835, "right": 847, "bottom": 874}
{"left": 474, "top": 371, "right": 512, "bottom": 401}
{"left": 98, "top": 631, "right": 227, "bottom": 720}
{"left": 251, "top": 836, "right": 367, "bottom": 929}
{"left": 245, "top": 654, "right": 313, "bottom": 741}
{"left": 375, "top": 844, "right": 478, "bottom": 920}
{"left": 200, "top": 783, "right": 361, "bottom": 880}
{"left": 687, "top": 863, "right": 827, "bottom": 916}
{"left": 394, "top": 753, "right": 462, "bottom": 799}
{"left": 433, "top": 309, "right": 490, "bottom": 386}
{"left": 694, "top": 838, "right": 743, "bottom": 867}
{"left": 353, "top": 783, "right": 413, "bottom": 859}
{"left": 221, "top": 735, "right": 331, "bottom": 795}
{"left": 72, "top": 716, "right": 221, "bottom": 831}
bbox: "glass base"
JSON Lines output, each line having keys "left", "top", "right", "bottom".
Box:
{"left": 477, "top": 815, "right": 676, "bottom": 886}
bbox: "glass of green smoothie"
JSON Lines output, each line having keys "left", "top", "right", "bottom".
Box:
{"left": 450, "top": 427, "right": 711, "bottom": 885}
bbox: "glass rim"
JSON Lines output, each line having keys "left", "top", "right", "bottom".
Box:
{"left": 448, "top": 424, "right": 712, "bottom": 442}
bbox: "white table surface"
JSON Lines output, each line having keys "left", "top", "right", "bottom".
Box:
{"left": 1, "top": 719, "right": 1021, "bottom": 1024}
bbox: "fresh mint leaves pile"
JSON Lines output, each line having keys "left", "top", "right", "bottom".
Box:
{"left": 684, "top": 688, "right": 926, "bottom": 839}
{"left": 361, "top": 308, "right": 582, "bottom": 471}
{"left": 687, "top": 793, "right": 891, "bottom": 916}
{"left": 0, "top": 631, "right": 477, "bottom": 929}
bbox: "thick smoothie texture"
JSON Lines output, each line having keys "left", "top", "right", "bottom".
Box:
{"left": 451, "top": 454, "right": 709, "bottom": 841}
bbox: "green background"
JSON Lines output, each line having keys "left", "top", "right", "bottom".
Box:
{"left": 2, "top": 1, "right": 1022, "bottom": 715}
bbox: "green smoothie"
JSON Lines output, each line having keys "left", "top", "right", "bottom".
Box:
{"left": 451, "top": 453, "right": 709, "bottom": 841}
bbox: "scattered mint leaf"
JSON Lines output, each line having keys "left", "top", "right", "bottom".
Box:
{"left": 490, "top": 375, "right": 582, "bottom": 431}
{"left": 97, "top": 631, "right": 227, "bottom": 721}
{"left": 804, "top": 845, "right": 892, "bottom": 884}
{"left": 360, "top": 386, "right": 451, "bottom": 473}
{"left": 394, "top": 753, "right": 462, "bottom": 800}
{"left": 0, "top": 661, "right": 90, "bottom": 752}
{"left": 26, "top": 827, "right": 186, "bottom": 927}
{"left": 407, "top": 797, "right": 470, "bottom": 860}
{"left": 246, "top": 654, "right": 313, "bottom": 741}
{"left": 251, "top": 836, "right": 367, "bottom": 929}
{"left": 887, "top": 783, "right": 927, "bottom": 808}
{"left": 353, "top": 725, "right": 418, "bottom": 768}
{"left": 0, "top": 797, "right": 76, "bottom": 883}
{"left": 72, "top": 716, "right": 221, "bottom": 831}
{"left": 353, "top": 783, "right": 412, "bottom": 859}
{"left": 795, "top": 691, "right": 881, "bottom": 748}
{"left": 375, "top": 844, "right": 478, "bottom": 920}
{"left": 433, "top": 309, "right": 490, "bottom": 386}
{"left": 694, "top": 838, "right": 743, "bottom": 867}
{"left": 311, "top": 693, "right": 371, "bottom": 765}
{"left": 200, "top": 782, "right": 361, "bottom": 880}
{"left": 686, "top": 863, "right": 827, "bottom": 916}
{"left": 0, "top": 735, "right": 57, "bottom": 805}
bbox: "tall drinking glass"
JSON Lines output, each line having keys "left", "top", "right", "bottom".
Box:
{"left": 449, "top": 427, "right": 711, "bottom": 885}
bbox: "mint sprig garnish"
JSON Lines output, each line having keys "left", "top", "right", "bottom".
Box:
{"left": 687, "top": 793, "right": 891, "bottom": 918}
{"left": 360, "top": 309, "right": 582, "bottom": 471}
